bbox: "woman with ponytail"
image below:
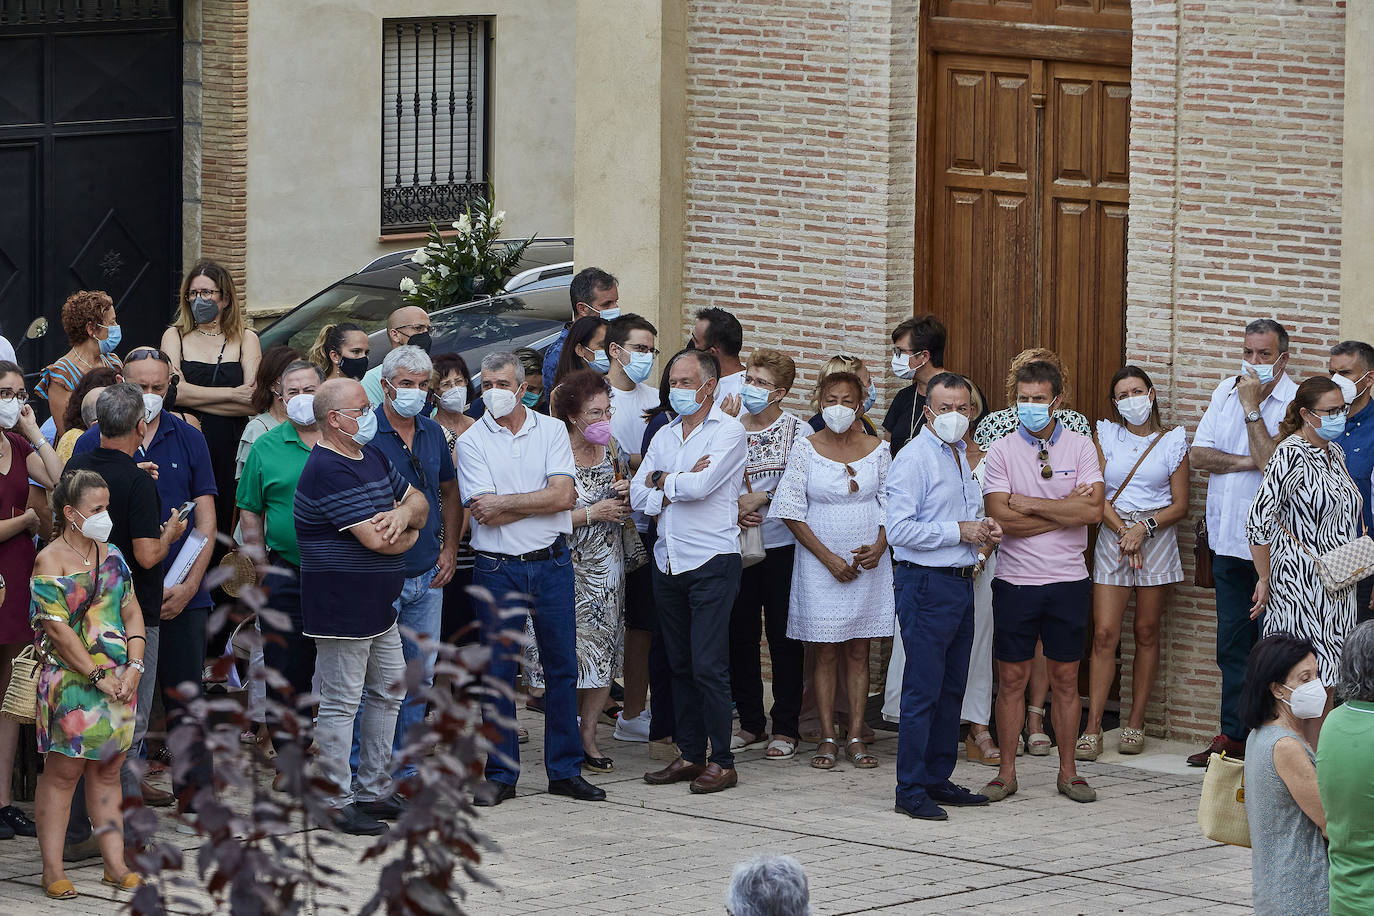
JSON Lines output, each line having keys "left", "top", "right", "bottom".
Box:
{"left": 309, "top": 322, "right": 371, "bottom": 381}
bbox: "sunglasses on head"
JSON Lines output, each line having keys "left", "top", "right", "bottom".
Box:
{"left": 125, "top": 348, "right": 170, "bottom": 364}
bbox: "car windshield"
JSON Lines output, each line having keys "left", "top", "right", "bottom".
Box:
{"left": 260, "top": 283, "right": 403, "bottom": 354}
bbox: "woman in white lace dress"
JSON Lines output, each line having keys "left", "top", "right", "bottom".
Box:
{"left": 773, "top": 371, "right": 894, "bottom": 771}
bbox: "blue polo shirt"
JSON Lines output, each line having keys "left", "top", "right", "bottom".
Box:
{"left": 371, "top": 405, "right": 455, "bottom": 577}
{"left": 75, "top": 411, "right": 219, "bottom": 609}
{"left": 1341, "top": 398, "right": 1374, "bottom": 530}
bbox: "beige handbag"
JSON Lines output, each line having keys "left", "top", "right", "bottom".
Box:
{"left": 1198, "top": 751, "right": 1251, "bottom": 848}
{"left": 1275, "top": 455, "right": 1374, "bottom": 594}
{"left": 739, "top": 472, "right": 766, "bottom": 569}
{"left": 1, "top": 644, "right": 40, "bottom": 724}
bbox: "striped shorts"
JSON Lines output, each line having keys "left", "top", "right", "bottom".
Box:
{"left": 1092, "top": 509, "right": 1183, "bottom": 588}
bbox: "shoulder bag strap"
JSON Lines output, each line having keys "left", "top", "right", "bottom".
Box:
{"left": 1332, "top": 449, "right": 1370, "bottom": 538}
{"left": 1108, "top": 431, "right": 1166, "bottom": 509}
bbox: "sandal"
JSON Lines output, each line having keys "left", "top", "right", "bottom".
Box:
{"left": 811, "top": 738, "right": 839, "bottom": 770}
{"left": 1119, "top": 726, "right": 1145, "bottom": 755}
{"left": 103, "top": 871, "right": 142, "bottom": 890}
{"left": 765, "top": 737, "right": 797, "bottom": 761}
{"left": 1025, "top": 706, "right": 1052, "bottom": 756}
{"left": 965, "top": 728, "right": 1001, "bottom": 767}
{"left": 730, "top": 730, "right": 770, "bottom": 752}
{"left": 1074, "top": 730, "right": 1103, "bottom": 762}
{"left": 517, "top": 725, "right": 530, "bottom": 745}
{"left": 846, "top": 737, "right": 879, "bottom": 769}
{"left": 45, "top": 878, "right": 78, "bottom": 899}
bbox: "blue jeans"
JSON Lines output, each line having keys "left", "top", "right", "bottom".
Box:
{"left": 392, "top": 567, "right": 443, "bottom": 778}
{"left": 1214, "top": 554, "right": 1261, "bottom": 740}
{"left": 894, "top": 565, "right": 975, "bottom": 807}
{"left": 474, "top": 541, "right": 581, "bottom": 786}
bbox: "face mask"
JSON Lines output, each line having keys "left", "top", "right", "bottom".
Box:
{"left": 141, "top": 393, "right": 163, "bottom": 424}
{"left": 439, "top": 388, "right": 468, "bottom": 413}
{"left": 387, "top": 382, "right": 428, "bottom": 418}
{"left": 740, "top": 385, "right": 774, "bottom": 415}
{"left": 586, "top": 349, "right": 611, "bottom": 374}
{"left": 891, "top": 353, "right": 917, "bottom": 381}
{"left": 521, "top": 390, "right": 541, "bottom": 408}
{"left": 191, "top": 296, "right": 220, "bottom": 325}
{"left": 98, "top": 324, "right": 121, "bottom": 355}
{"left": 581, "top": 420, "right": 613, "bottom": 445}
{"left": 1242, "top": 359, "right": 1276, "bottom": 385}
{"left": 75, "top": 508, "right": 114, "bottom": 543}
{"left": 598, "top": 307, "right": 621, "bottom": 321}
{"left": 406, "top": 331, "right": 433, "bottom": 354}
{"left": 862, "top": 382, "right": 877, "bottom": 414}
{"left": 821, "top": 404, "right": 857, "bottom": 434}
{"left": 286, "top": 393, "right": 317, "bottom": 427}
{"left": 668, "top": 386, "right": 704, "bottom": 417}
{"left": 1117, "top": 394, "right": 1153, "bottom": 427}
{"left": 930, "top": 411, "right": 970, "bottom": 444}
{"left": 1281, "top": 678, "right": 1327, "bottom": 719}
{"left": 1308, "top": 411, "right": 1347, "bottom": 441}
{"left": 0, "top": 398, "right": 20, "bottom": 429}
{"left": 1331, "top": 372, "right": 1363, "bottom": 405}
{"left": 1017, "top": 402, "right": 1053, "bottom": 433}
{"left": 337, "top": 409, "right": 377, "bottom": 446}
{"left": 620, "top": 350, "right": 655, "bottom": 384}
{"left": 338, "top": 354, "right": 369, "bottom": 380}
{"left": 484, "top": 387, "right": 519, "bottom": 419}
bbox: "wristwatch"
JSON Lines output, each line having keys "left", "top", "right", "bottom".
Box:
{"left": 650, "top": 470, "right": 665, "bottom": 488}
{"left": 1144, "top": 516, "right": 1159, "bottom": 539}
{"left": 1245, "top": 410, "right": 1262, "bottom": 424}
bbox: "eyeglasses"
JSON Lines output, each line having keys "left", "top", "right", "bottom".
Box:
{"left": 892, "top": 346, "right": 919, "bottom": 359}
{"left": 1310, "top": 405, "right": 1348, "bottom": 418}
{"left": 743, "top": 375, "right": 777, "bottom": 389}
{"left": 843, "top": 463, "right": 858, "bottom": 494}
{"left": 126, "top": 347, "right": 170, "bottom": 364}
{"left": 1037, "top": 446, "right": 1054, "bottom": 480}
{"left": 188, "top": 287, "right": 221, "bottom": 299}
{"left": 622, "top": 344, "right": 660, "bottom": 356}
{"left": 396, "top": 323, "right": 433, "bottom": 335}
{"left": 0, "top": 388, "right": 28, "bottom": 404}
{"left": 583, "top": 406, "right": 616, "bottom": 422}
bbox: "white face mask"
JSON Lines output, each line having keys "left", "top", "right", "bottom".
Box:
{"left": 1281, "top": 678, "right": 1326, "bottom": 719}
{"left": 891, "top": 353, "right": 918, "bottom": 381}
{"left": 286, "top": 393, "right": 317, "bottom": 427}
{"left": 75, "top": 508, "right": 113, "bottom": 543}
{"left": 1331, "top": 372, "right": 1368, "bottom": 405}
{"left": 1117, "top": 394, "right": 1153, "bottom": 427}
{"left": 141, "top": 393, "right": 163, "bottom": 424}
{"left": 930, "top": 410, "right": 969, "bottom": 444}
{"left": 484, "top": 387, "right": 519, "bottom": 420}
{"left": 821, "top": 404, "right": 857, "bottom": 434}
{"left": 0, "top": 397, "right": 20, "bottom": 429}
{"left": 440, "top": 387, "right": 468, "bottom": 413}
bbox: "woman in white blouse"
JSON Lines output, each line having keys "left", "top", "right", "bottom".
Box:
{"left": 1077, "top": 366, "right": 1190, "bottom": 759}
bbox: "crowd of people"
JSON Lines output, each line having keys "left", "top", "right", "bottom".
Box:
{"left": 0, "top": 262, "right": 1371, "bottom": 908}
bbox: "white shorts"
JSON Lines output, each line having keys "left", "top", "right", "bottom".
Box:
{"left": 1092, "top": 511, "right": 1183, "bottom": 588}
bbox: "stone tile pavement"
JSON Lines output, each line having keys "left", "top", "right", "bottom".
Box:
{"left": 0, "top": 714, "right": 1253, "bottom": 915}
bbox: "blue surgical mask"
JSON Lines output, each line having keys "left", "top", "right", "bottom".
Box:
{"left": 387, "top": 383, "right": 428, "bottom": 418}
{"left": 340, "top": 409, "right": 377, "bottom": 446}
{"left": 622, "top": 350, "right": 655, "bottom": 384}
{"left": 598, "top": 307, "right": 621, "bottom": 321}
{"left": 1017, "top": 402, "right": 1053, "bottom": 433}
{"left": 669, "top": 385, "right": 704, "bottom": 417}
{"left": 99, "top": 324, "right": 121, "bottom": 355}
{"left": 587, "top": 349, "right": 611, "bottom": 374}
{"left": 863, "top": 382, "right": 877, "bottom": 414}
{"left": 1313, "top": 412, "right": 1347, "bottom": 441}
{"left": 1242, "top": 359, "right": 1276, "bottom": 384}
{"left": 521, "top": 390, "right": 541, "bottom": 408}
{"left": 740, "top": 384, "right": 773, "bottom": 415}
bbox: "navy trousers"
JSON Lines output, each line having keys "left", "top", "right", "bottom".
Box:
{"left": 1214, "top": 554, "right": 1261, "bottom": 741}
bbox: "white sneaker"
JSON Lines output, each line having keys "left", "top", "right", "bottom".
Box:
{"left": 613, "top": 710, "right": 651, "bottom": 743}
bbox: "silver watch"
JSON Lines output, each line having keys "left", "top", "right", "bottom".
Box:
{"left": 1245, "top": 410, "right": 1262, "bottom": 423}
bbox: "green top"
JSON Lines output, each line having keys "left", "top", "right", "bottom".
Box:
{"left": 235, "top": 420, "right": 313, "bottom": 567}
{"left": 1317, "top": 699, "right": 1374, "bottom": 916}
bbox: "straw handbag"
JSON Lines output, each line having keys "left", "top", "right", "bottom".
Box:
{"left": 1, "top": 644, "right": 40, "bottom": 724}
{"left": 1198, "top": 751, "right": 1251, "bottom": 848}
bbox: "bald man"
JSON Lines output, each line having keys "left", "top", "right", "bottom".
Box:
{"left": 363, "top": 306, "right": 433, "bottom": 406}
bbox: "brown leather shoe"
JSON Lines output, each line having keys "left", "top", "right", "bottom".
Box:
{"left": 1186, "top": 734, "right": 1245, "bottom": 767}
{"left": 688, "top": 763, "right": 738, "bottom": 794}
{"left": 644, "top": 757, "right": 706, "bottom": 785}
{"left": 141, "top": 781, "right": 174, "bottom": 808}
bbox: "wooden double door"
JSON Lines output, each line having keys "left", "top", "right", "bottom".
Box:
{"left": 927, "top": 53, "right": 1130, "bottom": 422}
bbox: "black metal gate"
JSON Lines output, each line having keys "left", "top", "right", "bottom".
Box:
{"left": 0, "top": 0, "right": 182, "bottom": 382}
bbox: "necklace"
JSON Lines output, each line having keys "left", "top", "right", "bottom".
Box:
{"left": 61, "top": 532, "right": 93, "bottom": 566}
{"left": 71, "top": 350, "right": 94, "bottom": 370}
{"left": 196, "top": 325, "right": 224, "bottom": 337}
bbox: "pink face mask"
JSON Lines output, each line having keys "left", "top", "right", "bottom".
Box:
{"left": 582, "top": 419, "right": 613, "bottom": 446}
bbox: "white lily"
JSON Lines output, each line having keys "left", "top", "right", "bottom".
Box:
{"left": 410, "top": 248, "right": 430, "bottom": 265}
{"left": 455, "top": 213, "right": 472, "bottom": 236}
{"left": 399, "top": 277, "right": 418, "bottom": 294}
{"left": 437, "top": 264, "right": 451, "bottom": 278}
{"left": 492, "top": 210, "right": 506, "bottom": 229}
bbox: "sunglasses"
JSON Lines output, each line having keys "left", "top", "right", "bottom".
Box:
{"left": 844, "top": 463, "right": 858, "bottom": 494}
{"left": 1037, "top": 446, "right": 1053, "bottom": 480}
{"left": 126, "top": 348, "right": 171, "bottom": 364}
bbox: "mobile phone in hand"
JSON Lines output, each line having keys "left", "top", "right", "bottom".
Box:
{"left": 176, "top": 501, "right": 195, "bottom": 522}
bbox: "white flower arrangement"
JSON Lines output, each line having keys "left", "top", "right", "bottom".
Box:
{"left": 399, "top": 192, "right": 534, "bottom": 311}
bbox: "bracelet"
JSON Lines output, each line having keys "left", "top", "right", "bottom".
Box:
{"left": 87, "top": 666, "right": 106, "bottom": 684}
{"left": 127, "top": 635, "right": 146, "bottom": 644}
{"left": 129, "top": 659, "right": 146, "bottom": 674}
{"left": 586, "top": 507, "right": 592, "bottom": 526}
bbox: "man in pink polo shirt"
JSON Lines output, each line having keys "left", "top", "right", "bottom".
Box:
{"left": 980, "top": 360, "right": 1105, "bottom": 804}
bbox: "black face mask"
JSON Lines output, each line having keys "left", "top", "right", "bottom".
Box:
{"left": 338, "top": 354, "right": 369, "bottom": 380}
{"left": 406, "top": 331, "right": 432, "bottom": 354}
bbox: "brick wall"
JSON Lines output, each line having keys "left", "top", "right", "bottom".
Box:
{"left": 200, "top": 0, "right": 249, "bottom": 308}
{"left": 1126, "top": 0, "right": 1345, "bottom": 741}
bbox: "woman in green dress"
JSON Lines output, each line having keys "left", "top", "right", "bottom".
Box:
{"left": 31, "top": 469, "right": 147, "bottom": 899}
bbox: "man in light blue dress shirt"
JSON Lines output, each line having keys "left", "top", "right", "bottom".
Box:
{"left": 887, "top": 373, "right": 1002, "bottom": 820}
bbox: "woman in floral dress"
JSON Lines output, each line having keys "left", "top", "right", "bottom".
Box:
{"left": 31, "top": 469, "right": 147, "bottom": 897}
{"left": 526, "top": 369, "right": 631, "bottom": 771}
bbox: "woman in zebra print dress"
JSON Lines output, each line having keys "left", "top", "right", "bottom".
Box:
{"left": 1247, "top": 376, "right": 1364, "bottom": 740}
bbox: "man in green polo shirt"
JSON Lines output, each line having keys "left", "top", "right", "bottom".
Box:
{"left": 236, "top": 360, "right": 324, "bottom": 748}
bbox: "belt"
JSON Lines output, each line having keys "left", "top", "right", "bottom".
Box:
{"left": 896, "top": 560, "right": 979, "bottom": 579}
{"left": 477, "top": 536, "right": 566, "bottom": 564}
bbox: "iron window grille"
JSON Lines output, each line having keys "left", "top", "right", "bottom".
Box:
{"left": 381, "top": 15, "right": 491, "bottom": 234}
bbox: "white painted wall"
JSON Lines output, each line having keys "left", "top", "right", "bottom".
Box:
{"left": 244, "top": 0, "right": 575, "bottom": 313}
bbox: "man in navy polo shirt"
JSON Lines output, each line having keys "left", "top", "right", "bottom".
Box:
{"left": 361, "top": 346, "right": 459, "bottom": 789}
{"left": 1330, "top": 340, "right": 1374, "bottom": 622}
{"left": 74, "top": 347, "right": 218, "bottom": 820}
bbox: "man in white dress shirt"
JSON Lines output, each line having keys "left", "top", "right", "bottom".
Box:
{"left": 457, "top": 351, "right": 607, "bottom": 806}
{"left": 1187, "top": 318, "right": 1297, "bottom": 766}
{"left": 690, "top": 307, "right": 747, "bottom": 402}
{"left": 631, "top": 349, "right": 747, "bottom": 793}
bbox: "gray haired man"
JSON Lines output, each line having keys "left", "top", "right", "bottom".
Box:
{"left": 725, "top": 855, "right": 812, "bottom": 916}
